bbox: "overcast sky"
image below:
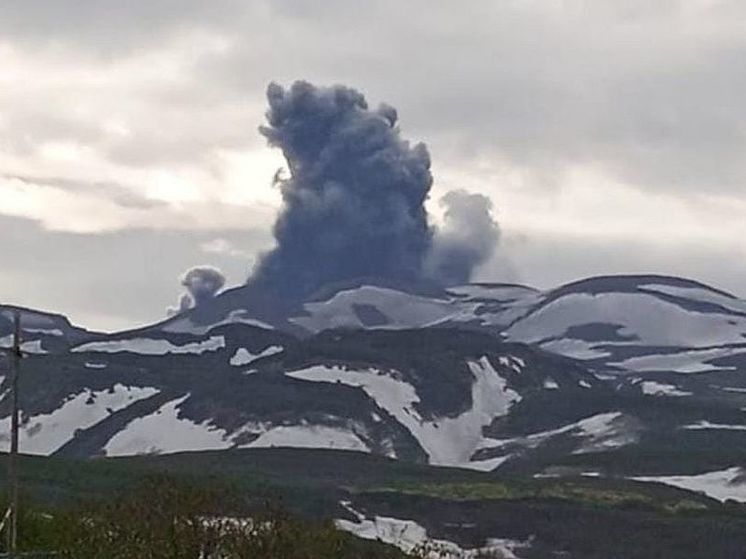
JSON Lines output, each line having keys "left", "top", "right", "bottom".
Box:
{"left": 2, "top": 0, "right": 746, "bottom": 331}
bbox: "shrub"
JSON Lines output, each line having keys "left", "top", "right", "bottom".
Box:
{"left": 7, "top": 478, "right": 410, "bottom": 559}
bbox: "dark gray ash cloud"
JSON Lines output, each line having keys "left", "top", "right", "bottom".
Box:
{"left": 247, "top": 81, "right": 497, "bottom": 298}
{"left": 248, "top": 81, "right": 432, "bottom": 297}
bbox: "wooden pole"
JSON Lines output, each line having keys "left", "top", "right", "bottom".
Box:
{"left": 7, "top": 312, "right": 21, "bottom": 557}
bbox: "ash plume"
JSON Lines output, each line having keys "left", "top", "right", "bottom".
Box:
{"left": 426, "top": 190, "right": 500, "bottom": 285}
{"left": 168, "top": 266, "right": 226, "bottom": 315}
{"left": 248, "top": 80, "right": 499, "bottom": 297}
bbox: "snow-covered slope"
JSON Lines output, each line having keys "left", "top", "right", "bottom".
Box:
{"left": 288, "top": 283, "right": 541, "bottom": 333}
{"left": 1, "top": 322, "right": 621, "bottom": 471}
{"left": 633, "top": 467, "right": 746, "bottom": 503}
{"left": 336, "top": 501, "right": 530, "bottom": 558}
{"left": 504, "top": 276, "right": 746, "bottom": 373}
{"left": 131, "top": 280, "right": 540, "bottom": 339}
{"left": 140, "top": 274, "right": 746, "bottom": 379}
{"left": 4, "top": 273, "right": 746, "bottom": 485}
{"left": 0, "top": 384, "right": 158, "bottom": 454}
{"left": 287, "top": 356, "right": 521, "bottom": 468}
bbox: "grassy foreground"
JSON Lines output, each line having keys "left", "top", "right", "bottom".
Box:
{"left": 4, "top": 478, "right": 409, "bottom": 559}
{"left": 3, "top": 448, "right": 746, "bottom": 558}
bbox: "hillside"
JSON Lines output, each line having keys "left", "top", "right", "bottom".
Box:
{"left": 3, "top": 448, "right": 746, "bottom": 558}
{"left": 3, "top": 274, "right": 746, "bottom": 556}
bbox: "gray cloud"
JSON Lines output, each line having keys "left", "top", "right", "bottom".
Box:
{"left": 2, "top": 0, "right": 746, "bottom": 329}
{"left": 0, "top": 1, "right": 247, "bottom": 51}
{"left": 0, "top": 214, "right": 270, "bottom": 330}
{"left": 2, "top": 174, "right": 166, "bottom": 210}
{"left": 5, "top": 1, "right": 746, "bottom": 194}
{"left": 490, "top": 229, "right": 746, "bottom": 299}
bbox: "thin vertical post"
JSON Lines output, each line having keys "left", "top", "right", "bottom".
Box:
{"left": 7, "top": 311, "right": 21, "bottom": 557}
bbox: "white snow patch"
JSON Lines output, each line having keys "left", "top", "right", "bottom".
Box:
{"left": 336, "top": 502, "right": 528, "bottom": 558}
{"left": 22, "top": 340, "right": 47, "bottom": 354}
{"left": 445, "top": 285, "right": 542, "bottom": 328}
{"left": 573, "top": 413, "right": 638, "bottom": 454}
{"left": 230, "top": 345, "right": 283, "bottom": 366}
{"left": 0, "top": 385, "right": 158, "bottom": 455}
{"left": 538, "top": 338, "right": 611, "bottom": 360}
{"left": 463, "top": 455, "right": 512, "bottom": 472}
{"left": 105, "top": 395, "right": 368, "bottom": 456}
{"left": 26, "top": 328, "right": 64, "bottom": 336}
{"left": 639, "top": 381, "right": 692, "bottom": 397}
{"left": 498, "top": 355, "right": 525, "bottom": 373}
{"left": 508, "top": 291, "right": 746, "bottom": 350}
{"left": 639, "top": 283, "right": 746, "bottom": 316}
{"left": 73, "top": 336, "right": 225, "bottom": 355}
{"left": 245, "top": 425, "right": 369, "bottom": 452}
{"left": 476, "top": 412, "right": 637, "bottom": 458}
{"left": 634, "top": 467, "right": 746, "bottom": 502}
{"left": 681, "top": 421, "right": 746, "bottom": 431}
{"left": 105, "top": 395, "right": 231, "bottom": 456}
{"left": 163, "top": 309, "right": 275, "bottom": 335}
{"left": 611, "top": 348, "right": 740, "bottom": 374}
{"left": 84, "top": 362, "right": 108, "bottom": 370}
{"left": 0, "top": 335, "right": 48, "bottom": 354}
{"left": 720, "top": 386, "right": 746, "bottom": 394}
{"left": 287, "top": 357, "right": 521, "bottom": 467}
{"left": 291, "top": 286, "right": 460, "bottom": 332}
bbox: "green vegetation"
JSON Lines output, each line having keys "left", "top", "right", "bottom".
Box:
{"left": 366, "top": 479, "right": 713, "bottom": 513}
{"left": 4, "top": 478, "right": 408, "bottom": 558}
{"left": 2, "top": 448, "right": 746, "bottom": 558}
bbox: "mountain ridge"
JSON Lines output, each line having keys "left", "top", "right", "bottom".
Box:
{"left": 2, "top": 273, "right": 746, "bottom": 497}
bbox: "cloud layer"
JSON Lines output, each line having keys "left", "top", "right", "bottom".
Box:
{"left": 2, "top": 0, "right": 746, "bottom": 328}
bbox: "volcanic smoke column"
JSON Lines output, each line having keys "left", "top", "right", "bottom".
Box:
{"left": 168, "top": 266, "right": 226, "bottom": 315}
{"left": 249, "top": 81, "right": 435, "bottom": 298}
{"left": 249, "top": 81, "right": 499, "bottom": 298}
{"left": 426, "top": 190, "right": 500, "bottom": 285}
